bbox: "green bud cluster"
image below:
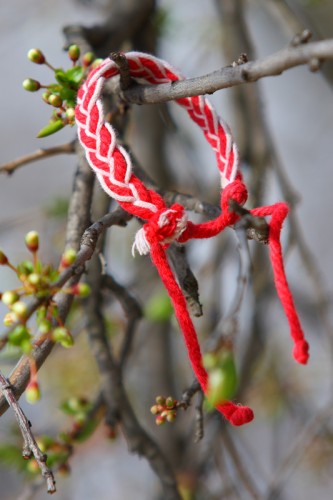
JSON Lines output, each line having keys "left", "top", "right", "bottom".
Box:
{"left": 0, "top": 232, "right": 88, "bottom": 355}
{"left": 23, "top": 45, "right": 98, "bottom": 137}
{"left": 150, "top": 395, "right": 178, "bottom": 425}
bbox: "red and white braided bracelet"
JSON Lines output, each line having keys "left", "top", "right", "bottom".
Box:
{"left": 75, "top": 52, "right": 309, "bottom": 426}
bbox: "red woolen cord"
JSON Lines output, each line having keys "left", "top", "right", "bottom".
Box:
{"left": 75, "top": 52, "right": 309, "bottom": 426}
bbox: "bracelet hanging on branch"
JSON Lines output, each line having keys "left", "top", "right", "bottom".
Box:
{"left": 75, "top": 51, "right": 310, "bottom": 427}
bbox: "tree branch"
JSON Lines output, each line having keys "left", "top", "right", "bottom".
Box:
{"left": 0, "top": 141, "right": 76, "bottom": 175}
{"left": 0, "top": 371, "right": 56, "bottom": 494}
{"left": 121, "top": 39, "right": 333, "bottom": 104}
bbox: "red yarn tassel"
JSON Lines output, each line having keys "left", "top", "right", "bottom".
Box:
{"left": 251, "top": 203, "right": 309, "bottom": 364}
{"left": 148, "top": 236, "right": 254, "bottom": 426}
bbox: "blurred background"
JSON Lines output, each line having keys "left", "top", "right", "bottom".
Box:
{"left": 0, "top": 0, "right": 333, "bottom": 499}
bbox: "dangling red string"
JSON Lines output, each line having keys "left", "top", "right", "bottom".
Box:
{"left": 75, "top": 51, "right": 310, "bottom": 427}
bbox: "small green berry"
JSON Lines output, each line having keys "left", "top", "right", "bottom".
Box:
{"left": 27, "top": 48, "right": 45, "bottom": 65}
{"left": 25, "top": 231, "right": 39, "bottom": 252}
{"left": 23, "top": 78, "right": 41, "bottom": 92}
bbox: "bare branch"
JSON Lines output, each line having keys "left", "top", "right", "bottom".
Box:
{"left": 0, "top": 371, "right": 56, "bottom": 494}
{"left": 101, "top": 273, "right": 143, "bottom": 367}
{"left": 0, "top": 141, "right": 76, "bottom": 175}
{"left": 121, "top": 39, "right": 333, "bottom": 104}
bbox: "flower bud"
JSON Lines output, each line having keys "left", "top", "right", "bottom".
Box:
{"left": 22, "top": 78, "right": 41, "bottom": 92}
{"left": 8, "top": 324, "right": 31, "bottom": 346}
{"left": 26, "top": 459, "right": 40, "bottom": 473}
{"left": 27, "top": 273, "right": 41, "bottom": 287}
{"left": 91, "top": 58, "right": 103, "bottom": 69}
{"left": 150, "top": 405, "right": 159, "bottom": 415}
{"left": 60, "top": 248, "right": 77, "bottom": 268}
{"left": 155, "top": 415, "right": 166, "bottom": 426}
{"left": 82, "top": 52, "right": 95, "bottom": 67}
{"left": 42, "top": 91, "right": 51, "bottom": 104}
{"left": 70, "top": 283, "right": 91, "bottom": 298}
{"left": 165, "top": 397, "right": 175, "bottom": 408}
{"left": 166, "top": 412, "right": 176, "bottom": 423}
{"left": 65, "top": 107, "right": 75, "bottom": 125}
{"left": 68, "top": 44, "right": 80, "bottom": 62}
{"left": 25, "top": 380, "right": 41, "bottom": 404}
{"left": 0, "top": 250, "right": 8, "bottom": 265}
{"left": 25, "top": 230, "right": 39, "bottom": 252}
{"left": 3, "top": 312, "right": 18, "bottom": 327}
{"left": 27, "top": 48, "right": 45, "bottom": 65}
{"left": 11, "top": 301, "right": 28, "bottom": 320}
{"left": 38, "top": 318, "right": 52, "bottom": 334}
{"left": 52, "top": 327, "right": 74, "bottom": 348}
{"left": 2, "top": 291, "right": 19, "bottom": 306}
{"left": 48, "top": 94, "right": 63, "bottom": 108}
{"left": 155, "top": 395, "right": 165, "bottom": 406}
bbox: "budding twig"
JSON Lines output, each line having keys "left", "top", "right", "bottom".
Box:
{"left": 0, "top": 370, "right": 56, "bottom": 494}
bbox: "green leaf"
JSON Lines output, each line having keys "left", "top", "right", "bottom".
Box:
{"left": 58, "top": 87, "right": 76, "bottom": 103}
{"left": 65, "top": 66, "right": 84, "bottom": 85}
{"left": 17, "top": 260, "right": 34, "bottom": 276}
{"left": 37, "top": 120, "right": 65, "bottom": 138}
{"left": 72, "top": 417, "right": 98, "bottom": 443}
{"left": 54, "top": 69, "right": 68, "bottom": 85}
{"left": 0, "top": 444, "right": 26, "bottom": 471}
{"left": 206, "top": 350, "right": 238, "bottom": 406}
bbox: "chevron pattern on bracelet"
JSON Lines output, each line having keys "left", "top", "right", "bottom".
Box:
{"left": 75, "top": 52, "right": 239, "bottom": 222}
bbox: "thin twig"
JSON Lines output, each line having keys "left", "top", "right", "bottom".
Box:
{"left": 0, "top": 141, "right": 76, "bottom": 175}
{"left": 120, "top": 39, "right": 333, "bottom": 104}
{"left": 101, "top": 273, "right": 143, "bottom": 367}
{"left": 0, "top": 370, "right": 56, "bottom": 494}
{"left": 110, "top": 51, "right": 133, "bottom": 90}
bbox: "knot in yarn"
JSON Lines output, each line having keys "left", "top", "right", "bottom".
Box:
{"left": 133, "top": 204, "right": 188, "bottom": 255}
{"left": 221, "top": 179, "right": 248, "bottom": 219}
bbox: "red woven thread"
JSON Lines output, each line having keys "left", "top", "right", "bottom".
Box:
{"left": 75, "top": 52, "right": 309, "bottom": 426}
